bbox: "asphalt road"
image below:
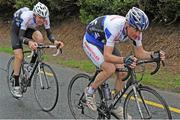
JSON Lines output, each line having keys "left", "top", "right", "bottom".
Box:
{"left": 0, "top": 52, "right": 180, "bottom": 119}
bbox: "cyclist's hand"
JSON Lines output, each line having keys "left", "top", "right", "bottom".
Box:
{"left": 28, "top": 41, "right": 38, "bottom": 50}
{"left": 54, "top": 40, "right": 64, "bottom": 48}
{"left": 151, "top": 50, "right": 165, "bottom": 61}
{"left": 160, "top": 50, "right": 165, "bottom": 61}
{"left": 124, "top": 55, "right": 137, "bottom": 68}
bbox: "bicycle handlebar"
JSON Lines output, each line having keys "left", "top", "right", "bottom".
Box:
{"left": 122, "top": 59, "right": 165, "bottom": 81}
{"left": 28, "top": 44, "right": 62, "bottom": 58}
{"left": 37, "top": 44, "right": 62, "bottom": 56}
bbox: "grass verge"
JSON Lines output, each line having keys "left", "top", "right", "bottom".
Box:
{"left": 0, "top": 47, "right": 13, "bottom": 54}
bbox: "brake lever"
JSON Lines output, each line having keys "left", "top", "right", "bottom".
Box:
{"left": 53, "top": 49, "right": 60, "bottom": 56}
{"left": 52, "top": 43, "right": 62, "bottom": 56}
{"left": 122, "top": 66, "right": 131, "bottom": 81}
{"left": 150, "top": 61, "right": 160, "bottom": 75}
{"left": 162, "top": 61, "right": 165, "bottom": 66}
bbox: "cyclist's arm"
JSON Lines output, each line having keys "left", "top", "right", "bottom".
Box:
{"left": 44, "top": 17, "right": 56, "bottom": 43}
{"left": 104, "top": 45, "right": 124, "bottom": 64}
{"left": 46, "top": 28, "right": 64, "bottom": 48}
{"left": 46, "top": 28, "right": 55, "bottom": 43}
{"left": 132, "top": 32, "right": 152, "bottom": 60}
{"left": 18, "top": 29, "right": 32, "bottom": 45}
{"left": 134, "top": 46, "right": 152, "bottom": 60}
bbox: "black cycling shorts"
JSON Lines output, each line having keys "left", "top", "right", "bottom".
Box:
{"left": 10, "top": 21, "right": 36, "bottom": 50}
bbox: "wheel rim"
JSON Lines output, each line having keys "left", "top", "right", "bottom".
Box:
{"left": 68, "top": 74, "right": 100, "bottom": 119}
{"left": 34, "top": 64, "right": 59, "bottom": 112}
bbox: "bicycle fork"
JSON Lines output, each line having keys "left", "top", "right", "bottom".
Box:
{"left": 37, "top": 63, "right": 50, "bottom": 89}
{"left": 132, "top": 85, "right": 151, "bottom": 119}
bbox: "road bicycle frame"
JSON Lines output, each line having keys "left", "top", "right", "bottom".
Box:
{"left": 87, "top": 60, "right": 165, "bottom": 118}
{"left": 22, "top": 44, "right": 61, "bottom": 88}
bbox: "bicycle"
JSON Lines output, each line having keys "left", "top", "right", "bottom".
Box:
{"left": 7, "top": 43, "right": 62, "bottom": 112}
{"left": 68, "top": 58, "right": 172, "bottom": 119}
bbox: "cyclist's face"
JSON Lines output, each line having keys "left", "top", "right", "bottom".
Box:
{"left": 35, "top": 15, "right": 46, "bottom": 26}
{"left": 127, "top": 25, "right": 141, "bottom": 40}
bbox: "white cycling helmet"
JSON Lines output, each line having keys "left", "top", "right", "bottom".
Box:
{"left": 126, "top": 7, "right": 149, "bottom": 31}
{"left": 33, "top": 2, "right": 49, "bottom": 18}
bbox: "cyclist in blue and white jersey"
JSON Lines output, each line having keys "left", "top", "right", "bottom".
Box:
{"left": 11, "top": 2, "right": 64, "bottom": 98}
{"left": 83, "top": 7, "right": 165, "bottom": 118}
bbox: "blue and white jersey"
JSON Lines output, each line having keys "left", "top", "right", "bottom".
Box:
{"left": 85, "top": 15, "right": 142, "bottom": 49}
{"left": 13, "top": 7, "right": 50, "bottom": 30}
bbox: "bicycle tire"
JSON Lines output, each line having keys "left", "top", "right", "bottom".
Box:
{"left": 7, "top": 51, "right": 33, "bottom": 98}
{"left": 68, "top": 73, "right": 101, "bottom": 119}
{"left": 33, "top": 63, "right": 59, "bottom": 112}
{"left": 7, "top": 56, "right": 16, "bottom": 97}
{"left": 6, "top": 56, "right": 26, "bottom": 97}
{"left": 123, "top": 85, "right": 172, "bottom": 119}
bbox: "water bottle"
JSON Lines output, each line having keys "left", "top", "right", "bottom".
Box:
{"left": 23, "top": 63, "right": 29, "bottom": 78}
{"left": 102, "top": 83, "right": 111, "bottom": 100}
{"left": 24, "top": 63, "right": 33, "bottom": 78}
{"left": 111, "top": 89, "right": 117, "bottom": 99}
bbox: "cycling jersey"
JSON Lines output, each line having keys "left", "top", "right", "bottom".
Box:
{"left": 11, "top": 7, "right": 55, "bottom": 50}
{"left": 85, "top": 15, "right": 142, "bottom": 50}
{"left": 13, "top": 8, "right": 50, "bottom": 30}
{"left": 83, "top": 15, "right": 143, "bottom": 68}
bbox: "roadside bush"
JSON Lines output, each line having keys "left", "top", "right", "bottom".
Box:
{"left": 46, "top": 0, "right": 81, "bottom": 22}
{"left": 141, "top": 0, "right": 180, "bottom": 24}
{"left": 0, "top": 0, "right": 179, "bottom": 24}
{"left": 14, "top": 0, "right": 37, "bottom": 9}
{"left": 80, "top": 0, "right": 179, "bottom": 25}
{"left": 80, "top": 0, "right": 138, "bottom": 24}
{"left": 0, "top": 0, "right": 15, "bottom": 20}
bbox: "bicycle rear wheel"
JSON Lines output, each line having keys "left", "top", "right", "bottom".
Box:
{"left": 33, "top": 63, "right": 59, "bottom": 112}
{"left": 6, "top": 56, "right": 25, "bottom": 98}
{"left": 68, "top": 73, "right": 101, "bottom": 119}
{"left": 124, "top": 85, "right": 172, "bottom": 119}
{"left": 7, "top": 51, "right": 33, "bottom": 98}
{"left": 7, "top": 56, "right": 16, "bottom": 97}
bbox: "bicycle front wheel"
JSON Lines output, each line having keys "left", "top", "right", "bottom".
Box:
{"left": 124, "top": 85, "right": 172, "bottom": 119}
{"left": 33, "top": 63, "right": 59, "bottom": 112}
{"left": 68, "top": 73, "right": 101, "bottom": 119}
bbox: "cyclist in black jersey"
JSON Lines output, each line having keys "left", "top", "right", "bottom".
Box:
{"left": 10, "top": 2, "right": 64, "bottom": 98}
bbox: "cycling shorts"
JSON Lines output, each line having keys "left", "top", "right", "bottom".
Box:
{"left": 10, "top": 20, "right": 36, "bottom": 50}
{"left": 83, "top": 36, "right": 121, "bottom": 68}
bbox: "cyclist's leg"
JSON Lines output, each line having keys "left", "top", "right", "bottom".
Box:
{"left": 112, "top": 65, "right": 131, "bottom": 119}
{"left": 111, "top": 44, "right": 127, "bottom": 93}
{"left": 10, "top": 21, "right": 23, "bottom": 97}
{"left": 11, "top": 49, "right": 23, "bottom": 98}
{"left": 13, "top": 49, "right": 23, "bottom": 80}
{"left": 83, "top": 38, "right": 116, "bottom": 111}
{"left": 24, "top": 29, "right": 44, "bottom": 44}
{"left": 83, "top": 38, "right": 116, "bottom": 89}
{"left": 111, "top": 45, "right": 131, "bottom": 119}
{"left": 114, "top": 64, "right": 127, "bottom": 92}
{"left": 31, "top": 30, "right": 44, "bottom": 43}
{"left": 91, "top": 62, "right": 116, "bottom": 89}
{"left": 24, "top": 29, "right": 43, "bottom": 63}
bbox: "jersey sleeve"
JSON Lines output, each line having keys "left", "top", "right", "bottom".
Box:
{"left": 134, "top": 32, "right": 142, "bottom": 47}
{"left": 44, "top": 17, "right": 50, "bottom": 29}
